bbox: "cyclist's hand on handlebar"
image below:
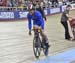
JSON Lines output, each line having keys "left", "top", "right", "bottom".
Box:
{"left": 29, "top": 30, "right": 32, "bottom": 36}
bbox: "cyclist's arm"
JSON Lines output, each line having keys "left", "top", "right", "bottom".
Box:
{"left": 27, "top": 14, "right": 32, "bottom": 31}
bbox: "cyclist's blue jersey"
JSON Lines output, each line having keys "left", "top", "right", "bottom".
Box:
{"left": 27, "top": 11, "right": 44, "bottom": 30}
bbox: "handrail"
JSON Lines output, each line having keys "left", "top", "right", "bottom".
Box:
{"left": 0, "top": 6, "right": 27, "bottom": 8}
{"left": 0, "top": 6, "right": 27, "bottom": 11}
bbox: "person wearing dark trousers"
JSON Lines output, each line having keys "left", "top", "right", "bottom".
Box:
{"left": 61, "top": 5, "right": 72, "bottom": 40}
{"left": 61, "top": 21, "right": 70, "bottom": 39}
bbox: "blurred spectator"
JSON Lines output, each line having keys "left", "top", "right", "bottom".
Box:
{"left": 0, "top": 0, "right": 7, "bottom": 11}
{"left": 7, "top": 0, "right": 12, "bottom": 7}
{"left": 50, "top": 0, "right": 59, "bottom": 7}
{"left": 0, "top": 0, "right": 75, "bottom": 11}
{"left": 69, "top": 0, "right": 72, "bottom": 2}
{"left": 63, "top": 0, "right": 68, "bottom": 5}
{"left": 47, "top": 0, "right": 51, "bottom": 8}
{"left": 0, "top": 0, "right": 3, "bottom": 6}
{"left": 0, "top": 0, "right": 7, "bottom": 6}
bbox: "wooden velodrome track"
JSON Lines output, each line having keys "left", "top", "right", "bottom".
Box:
{"left": 0, "top": 10, "right": 75, "bottom": 63}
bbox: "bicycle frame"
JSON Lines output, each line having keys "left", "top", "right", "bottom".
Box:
{"left": 34, "top": 29, "right": 40, "bottom": 37}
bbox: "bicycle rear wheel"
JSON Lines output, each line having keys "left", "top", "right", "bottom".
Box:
{"left": 33, "top": 37, "right": 41, "bottom": 59}
{"left": 42, "top": 40, "right": 49, "bottom": 56}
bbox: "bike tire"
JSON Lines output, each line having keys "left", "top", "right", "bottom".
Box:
{"left": 33, "top": 37, "right": 41, "bottom": 59}
{"left": 43, "top": 46, "right": 49, "bottom": 56}
{"left": 42, "top": 40, "right": 49, "bottom": 56}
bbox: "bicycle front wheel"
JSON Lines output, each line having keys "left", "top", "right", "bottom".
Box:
{"left": 33, "top": 37, "right": 41, "bottom": 59}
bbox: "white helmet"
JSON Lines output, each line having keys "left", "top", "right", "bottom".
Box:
{"left": 27, "top": 4, "right": 34, "bottom": 10}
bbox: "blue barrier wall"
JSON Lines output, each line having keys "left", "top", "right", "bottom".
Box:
{"left": 0, "top": 11, "right": 28, "bottom": 20}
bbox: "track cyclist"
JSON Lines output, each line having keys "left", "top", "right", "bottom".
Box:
{"left": 27, "top": 6, "right": 50, "bottom": 55}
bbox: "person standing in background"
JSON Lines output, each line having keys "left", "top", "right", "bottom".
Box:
{"left": 61, "top": 5, "right": 72, "bottom": 40}
{"left": 0, "top": 0, "right": 7, "bottom": 6}
{"left": 30, "top": 0, "right": 47, "bottom": 21}
{"left": 36, "top": 1, "right": 47, "bottom": 21}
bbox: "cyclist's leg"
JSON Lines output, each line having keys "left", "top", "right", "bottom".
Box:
{"left": 33, "top": 23, "right": 46, "bottom": 39}
{"left": 33, "top": 23, "right": 49, "bottom": 47}
{"left": 33, "top": 25, "right": 41, "bottom": 36}
{"left": 40, "top": 23, "right": 49, "bottom": 47}
{"left": 40, "top": 29, "right": 49, "bottom": 56}
{"left": 40, "top": 29, "right": 49, "bottom": 46}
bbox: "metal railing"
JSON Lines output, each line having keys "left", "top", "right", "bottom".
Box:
{"left": 0, "top": 6, "right": 27, "bottom": 11}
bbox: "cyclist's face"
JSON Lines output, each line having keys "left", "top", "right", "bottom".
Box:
{"left": 29, "top": 10, "right": 34, "bottom": 15}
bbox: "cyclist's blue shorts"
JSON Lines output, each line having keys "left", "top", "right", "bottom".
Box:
{"left": 33, "top": 20, "right": 44, "bottom": 29}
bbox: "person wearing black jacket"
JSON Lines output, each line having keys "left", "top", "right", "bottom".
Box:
{"left": 32, "top": 1, "right": 47, "bottom": 21}
{"left": 36, "top": 5, "right": 47, "bottom": 21}
{"left": 61, "top": 5, "right": 72, "bottom": 40}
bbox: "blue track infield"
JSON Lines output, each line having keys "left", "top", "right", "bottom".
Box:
{"left": 33, "top": 49, "right": 75, "bottom": 63}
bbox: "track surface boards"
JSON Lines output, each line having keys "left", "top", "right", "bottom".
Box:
{"left": 0, "top": 11, "right": 75, "bottom": 63}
